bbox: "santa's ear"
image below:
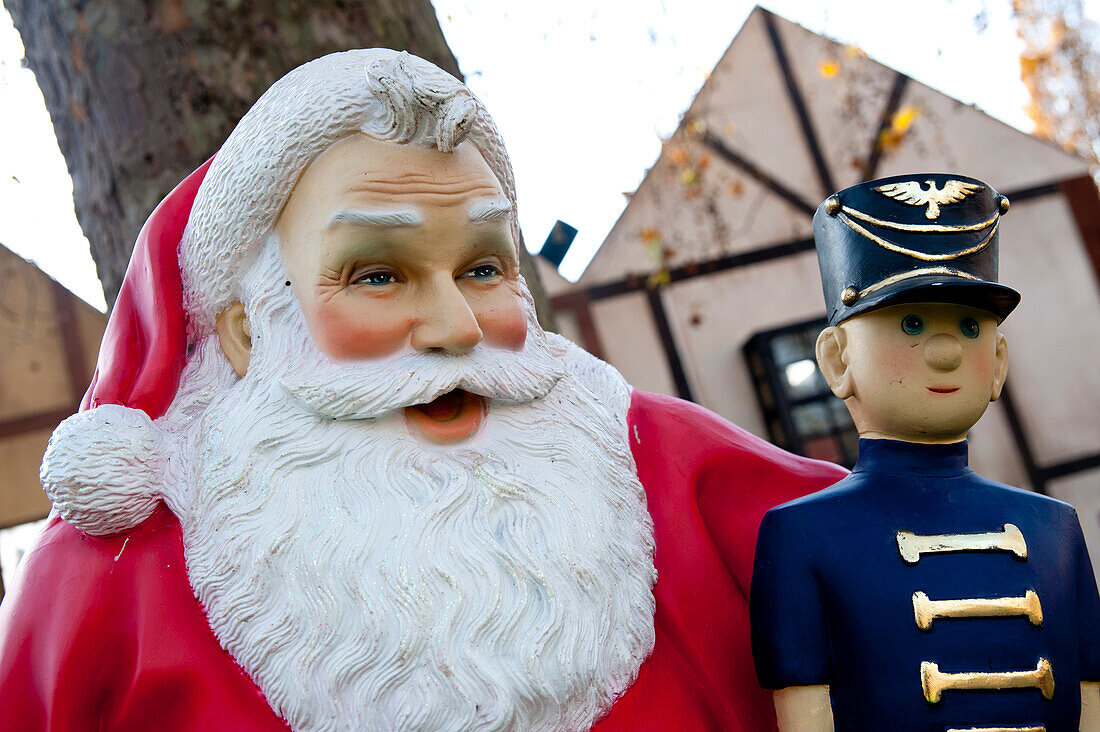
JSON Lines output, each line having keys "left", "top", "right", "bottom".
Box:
{"left": 990, "top": 331, "right": 1009, "bottom": 402}
{"left": 215, "top": 301, "right": 251, "bottom": 377}
{"left": 816, "top": 326, "right": 854, "bottom": 400}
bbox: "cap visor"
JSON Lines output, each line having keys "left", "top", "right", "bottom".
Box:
{"left": 845, "top": 276, "right": 1020, "bottom": 323}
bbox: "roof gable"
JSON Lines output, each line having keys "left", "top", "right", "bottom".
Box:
{"left": 575, "top": 7, "right": 1089, "bottom": 290}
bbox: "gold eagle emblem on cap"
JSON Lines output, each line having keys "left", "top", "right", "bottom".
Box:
{"left": 875, "top": 179, "right": 984, "bottom": 220}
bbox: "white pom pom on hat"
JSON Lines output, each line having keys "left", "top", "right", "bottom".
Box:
{"left": 39, "top": 159, "right": 215, "bottom": 536}
{"left": 41, "top": 405, "right": 165, "bottom": 537}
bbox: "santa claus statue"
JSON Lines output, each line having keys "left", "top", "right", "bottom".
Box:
{"left": 0, "top": 50, "right": 844, "bottom": 731}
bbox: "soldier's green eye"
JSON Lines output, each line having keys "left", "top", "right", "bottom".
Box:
{"left": 960, "top": 317, "right": 980, "bottom": 339}
{"left": 901, "top": 314, "right": 925, "bottom": 335}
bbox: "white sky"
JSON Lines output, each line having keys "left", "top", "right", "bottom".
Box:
{"left": 0, "top": 1, "right": 1067, "bottom": 310}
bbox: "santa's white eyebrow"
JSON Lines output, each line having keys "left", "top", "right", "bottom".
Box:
{"left": 329, "top": 209, "right": 423, "bottom": 228}
{"left": 468, "top": 199, "right": 513, "bottom": 223}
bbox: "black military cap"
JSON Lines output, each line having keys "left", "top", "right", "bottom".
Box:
{"left": 814, "top": 173, "right": 1021, "bottom": 326}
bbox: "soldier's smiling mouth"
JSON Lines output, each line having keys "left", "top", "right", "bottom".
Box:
{"left": 404, "top": 389, "right": 487, "bottom": 443}
{"left": 927, "top": 386, "right": 960, "bottom": 394}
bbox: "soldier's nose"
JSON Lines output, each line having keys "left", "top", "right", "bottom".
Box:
{"left": 923, "top": 333, "right": 963, "bottom": 372}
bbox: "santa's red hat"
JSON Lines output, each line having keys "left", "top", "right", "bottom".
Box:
{"left": 84, "top": 158, "right": 214, "bottom": 417}
{"left": 40, "top": 158, "right": 213, "bottom": 536}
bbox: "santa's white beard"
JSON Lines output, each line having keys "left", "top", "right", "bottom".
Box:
{"left": 158, "top": 243, "right": 656, "bottom": 732}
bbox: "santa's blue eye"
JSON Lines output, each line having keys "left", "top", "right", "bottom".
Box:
{"left": 353, "top": 271, "right": 397, "bottom": 286}
{"left": 901, "top": 314, "right": 925, "bottom": 335}
{"left": 960, "top": 317, "right": 980, "bottom": 339}
{"left": 465, "top": 264, "right": 501, "bottom": 280}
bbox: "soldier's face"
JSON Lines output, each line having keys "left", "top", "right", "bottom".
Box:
{"left": 838, "top": 302, "right": 1007, "bottom": 443}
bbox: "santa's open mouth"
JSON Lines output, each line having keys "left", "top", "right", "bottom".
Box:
{"left": 927, "top": 386, "right": 960, "bottom": 394}
{"left": 404, "top": 389, "right": 488, "bottom": 443}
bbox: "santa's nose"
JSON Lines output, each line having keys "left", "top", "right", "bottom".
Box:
{"left": 410, "top": 281, "right": 483, "bottom": 354}
{"left": 922, "top": 333, "right": 963, "bottom": 372}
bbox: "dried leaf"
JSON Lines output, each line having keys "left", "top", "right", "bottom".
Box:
{"left": 647, "top": 270, "right": 671, "bottom": 288}
{"left": 686, "top": 118, "right": 707, "bottom": 137}
{"left": 891, "top": 105, "right": 920, "bottom": 134}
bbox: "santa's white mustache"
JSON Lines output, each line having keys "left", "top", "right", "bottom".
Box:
{"left": 280, "top": 339, "right": 566, "bottom": 420}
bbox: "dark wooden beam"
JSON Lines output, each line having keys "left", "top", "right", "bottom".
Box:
{"left": 551, "top": 235, "right": 817, "bottom": 307}
{"left": 761, "top": 9, "right": 835, "bottom": 196}
{"left": 997, "top": 384, "right": 1046, "bottom": 494}
{"left": 49, "top": 281, "right": 88, "bottom": 404}
{"left": 701, "top": 131, "right": 818, "bottom": 217}
{"left": 0, "top": 406, "right": 77, "bottom": 440}
{"left": 1004, "top": 181, "right": 1062, "bottom": 203}
{"left": 645, "top": 288, "right": 694, "bottom": 402}
{"left": 550, "top": 291, "right": 606, "bottom": 360}
{"left": 1059, "top": 175, "right": 1100, "bottom": 288}
{"left": 571, "top": 295, "right": 605, "bottom": 360}
{"left": 1039, "top": 453, "right": 1100, "bottom": 483}
{"left": 862, "top": 72, "right": 910, "bottom": 180}
{"left": 998, "top": 380, "right": 1100, "bottom": 489}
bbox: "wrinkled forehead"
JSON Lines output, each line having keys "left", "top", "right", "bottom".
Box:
{"left": 309, "top": 133, "right": 502, "bottom": 200}
{"left": 275, "top": 133, "right": 511, "bottom": 239}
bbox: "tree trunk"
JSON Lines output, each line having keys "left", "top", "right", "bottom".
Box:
{"left": 3, "top": 0, "right": 462, "bottom": 306}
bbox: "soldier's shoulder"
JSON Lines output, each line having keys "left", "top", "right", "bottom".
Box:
{"left": 973, "top": 473, "right": 1078, "bottom": 516}
{"left": 766, "top": 471, "right": 863, "bottom": 514}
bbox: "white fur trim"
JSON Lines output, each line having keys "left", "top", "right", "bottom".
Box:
{"left": 40, "top": 405, "right": 164, "bottom": 536}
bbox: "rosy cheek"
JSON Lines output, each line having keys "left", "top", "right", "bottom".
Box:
{"left": 476, "top": 295, "right": 528, "bottom": 351}
{"left": 969, "top": 354, "right": 994, "bottom": 381}
{"left": 303, "top": 295, "right": 410, "bottom": 361}
{"left": 877, "top": 340, "right": 921, "bottom": 379}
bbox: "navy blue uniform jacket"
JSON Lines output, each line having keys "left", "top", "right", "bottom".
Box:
{"left": 751, "top": 439, "right": 1100, "bottom": 731}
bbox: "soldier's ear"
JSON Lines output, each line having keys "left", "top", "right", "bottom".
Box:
{"left": 215, "top": 301, "right": 252, "bottom": 377}
{"left": 990, "top": 331, "right": 1008, "bottom": 402}
{"left": 816, "top": 326, "right": 854, "bottom": 400}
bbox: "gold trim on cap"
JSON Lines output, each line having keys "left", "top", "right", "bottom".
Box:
{"left": 912, "top": 589, "right": 1043, "bottom": 630}
{"left": 855, "top": 266, "right": 982, "bottom": 303}
{"left": 921, "top": 658, "right": 1054, "bottom": 704}
{"left": 896, "top": 524, "right": 1027, "bottom": 565}
{"left": 842, "top": 205, "right": 998, "bottom": 233}
{"left": 837, "top": 211, "right": 998, "bottom": 262}
{"left": 941, "top": 722, "right": 1042, "bottom": 726}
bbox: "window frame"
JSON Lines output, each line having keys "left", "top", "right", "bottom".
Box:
{"left": 743, "top": 315, "right": 858, "bottom": 467}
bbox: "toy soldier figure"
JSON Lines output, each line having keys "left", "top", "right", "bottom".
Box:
{"left": 750, "top": 174, "right": 1100, "bottom": 731}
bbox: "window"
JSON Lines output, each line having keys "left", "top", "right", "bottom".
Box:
{"left": 743, "top": 316, "right": 859, "bottom": 467}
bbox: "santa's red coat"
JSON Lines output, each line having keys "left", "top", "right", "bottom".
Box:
{"left": 0, "top": 390, "right": 844, "bottom": 731}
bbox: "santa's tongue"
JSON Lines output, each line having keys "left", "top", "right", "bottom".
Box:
{"left": 415, "top": 389, "right": 467, "bottom": 422}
